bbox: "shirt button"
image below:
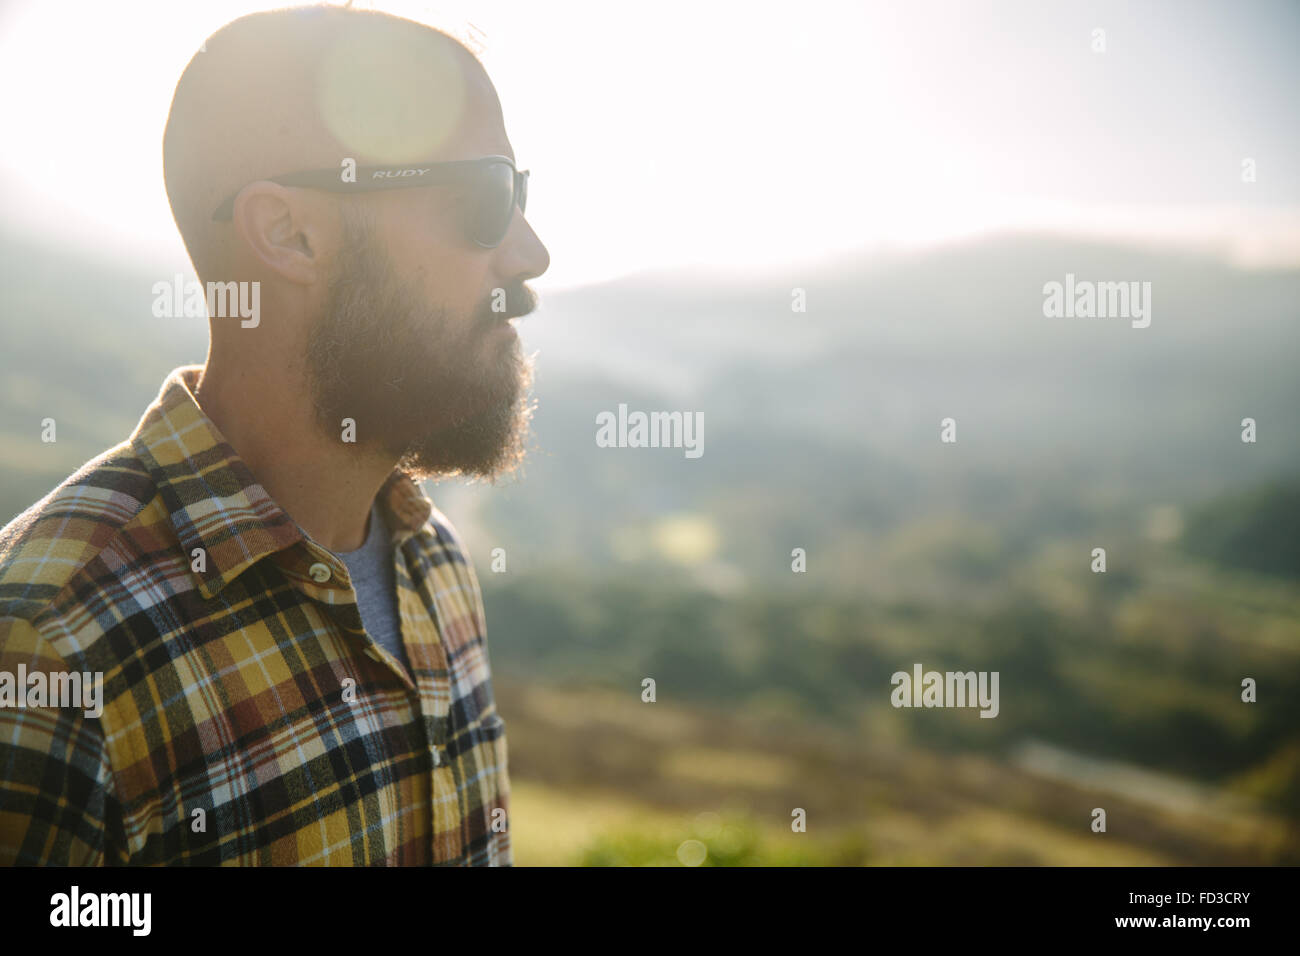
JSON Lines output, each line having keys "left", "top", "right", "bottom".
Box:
{"left": 431, "top": 750, "right": 442, "bottom": 767}
{"left": 308, "top": 562, "right": 332, "bottom": 583}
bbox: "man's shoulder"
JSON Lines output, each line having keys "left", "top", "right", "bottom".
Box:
{"left": 424, "top": 503, "right": 475, "bottom": 566}
{"left": 0, "top": 440, "right": 157, "bottom": 627}
{"left": 418, "top": 501, "right": 490, "bottom": 633}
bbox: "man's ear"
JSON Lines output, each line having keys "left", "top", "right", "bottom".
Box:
{"left": 231, "top": 183, "right": 326, "bottom": 285}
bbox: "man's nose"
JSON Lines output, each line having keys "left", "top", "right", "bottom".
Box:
{"left": 499, "top": 211, "right": 549, "bottom": 281}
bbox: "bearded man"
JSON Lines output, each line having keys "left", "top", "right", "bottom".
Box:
{"left": 0, "top": 4, "right": 548, "bottom": 865}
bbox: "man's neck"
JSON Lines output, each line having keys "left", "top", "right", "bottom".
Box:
{"left": 193, "top": 357, "right": 396, "bottom": 554}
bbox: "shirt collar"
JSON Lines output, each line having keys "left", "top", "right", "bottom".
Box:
{"left": 129, "top": 365, "right": 434, "bottom": 599}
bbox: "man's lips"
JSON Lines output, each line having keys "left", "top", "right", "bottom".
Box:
{"left": 477, "top": 286, "right": 534, "bottom": 335}
{"left": 480, "top": 306, "right": 531, "bottom": 331}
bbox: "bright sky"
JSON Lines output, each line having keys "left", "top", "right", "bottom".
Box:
{"left": 1, "top": 0, "right": 1298, "bottom": 289}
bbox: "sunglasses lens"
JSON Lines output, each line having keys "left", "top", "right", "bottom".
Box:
{"left": 469, "top": 161, "right": 518, "bottom": 247}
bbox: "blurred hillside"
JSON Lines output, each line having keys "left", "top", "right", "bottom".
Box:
{"left": 2, "top": 226, "right": 1297, "bottom": 864}
{"left": 441, "top": 234, "right": 1300, "bottom": 594}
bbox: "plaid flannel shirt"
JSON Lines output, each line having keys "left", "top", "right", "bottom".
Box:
{"left": 0, "top": 365, "right": 511, "bottom": 865}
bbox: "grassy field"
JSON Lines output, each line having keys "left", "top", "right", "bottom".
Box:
{"left": 497, "top": 680, "right": 1297, "bottom": 866}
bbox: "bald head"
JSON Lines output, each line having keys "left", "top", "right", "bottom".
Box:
{"left": 163, "top": 5, "right": 493, "bottom": 282}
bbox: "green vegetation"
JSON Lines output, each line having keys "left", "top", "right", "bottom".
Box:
{"left": 1182, "top": 480, "right": 1300, "bottom": 579}
{"left": 484, "top": 528, "right": 1300, "bottom": 813}
{"left": 578, "top": 811, "right": 868, "bottom": 867}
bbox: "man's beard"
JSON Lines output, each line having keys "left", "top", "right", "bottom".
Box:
{"left": 305, "top": 212, "right": 534, "bottom": 482}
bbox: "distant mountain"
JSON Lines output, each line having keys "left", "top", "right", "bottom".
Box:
{"left": 455, "top": 233, "right": 1299, "bottom": 582}
{"left": 2, "top": 227, "right": 1297, "bottom": 590}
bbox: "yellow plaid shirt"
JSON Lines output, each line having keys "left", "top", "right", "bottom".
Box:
{"left": 0, "top": 366, "right": 511, "bottom": 865}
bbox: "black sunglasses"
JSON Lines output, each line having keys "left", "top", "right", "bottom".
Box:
{"left": 211, "top": 154, "right": 529, "bottom": 249}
